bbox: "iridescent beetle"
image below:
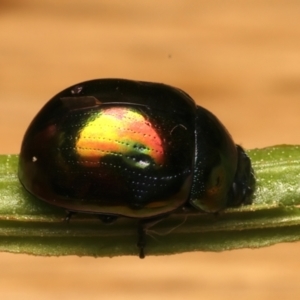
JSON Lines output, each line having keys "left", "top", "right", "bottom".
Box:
{"left": 18, "top": 79, "right": 255, "bottom": 258}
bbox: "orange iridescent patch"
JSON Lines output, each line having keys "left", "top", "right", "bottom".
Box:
{"left": 76, "top": 107, "right": 164, "bottom": 167}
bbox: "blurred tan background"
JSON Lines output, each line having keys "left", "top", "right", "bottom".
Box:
{"left": 1, "top": 1, "right": 300, "bottom": 299}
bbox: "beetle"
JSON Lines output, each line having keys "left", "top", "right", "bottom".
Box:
{"left": 18, "top": 78, "right": 255, "bottom": 258}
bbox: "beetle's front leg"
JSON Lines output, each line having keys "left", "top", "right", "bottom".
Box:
{"left": 137, "top": 223, "right": 146, "bottom": 259}
{"left": 137, "top": 216, "right": 168, "bottom": 259}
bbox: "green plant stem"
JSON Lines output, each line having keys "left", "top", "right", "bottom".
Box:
{"left": 0, "top": 145, "right": 300, "bottom": 257}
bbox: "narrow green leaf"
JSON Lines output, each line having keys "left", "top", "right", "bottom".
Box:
{"left": 0, "top": 145, "right": 300, "bottom": 257}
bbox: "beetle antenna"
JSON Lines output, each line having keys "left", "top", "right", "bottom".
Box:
{"left": 137, "top": 223, "right": 146, "bottom": 259}
{"left": 146, "top": 216, "right": 187, "bottom": 237}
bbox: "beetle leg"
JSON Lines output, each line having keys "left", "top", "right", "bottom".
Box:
{"left": 137, "top": 223, "right": 146, "bottom": 259}
{"left": 64, "top": 210, "right": 76, "bottom": 222}
{"left": 137, "top": 216, "right": 168, "bottom": 259}
{"left": 98, "top": 215, "right": 118, "bottom": 224}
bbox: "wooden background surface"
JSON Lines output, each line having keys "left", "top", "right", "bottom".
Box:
{"left": 1, "top": 1, "right": 300, "bottom": 299}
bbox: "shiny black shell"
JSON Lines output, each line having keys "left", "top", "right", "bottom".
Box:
{"left": 18, "top": 79, "right": 255, "bottom": 219}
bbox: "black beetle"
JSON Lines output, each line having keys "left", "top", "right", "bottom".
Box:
{"left": 18, "top": 79, "right": 255, "bottom": 258}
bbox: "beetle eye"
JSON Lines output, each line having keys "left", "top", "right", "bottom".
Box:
{"left": 194, "top": 165, "right": 228, "bottom": 212}
{"left": 206, "top": 165, "right": 225, "bottom": 194}
{"left": 214, "top": 174, "right": 221, "bottom": 187}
